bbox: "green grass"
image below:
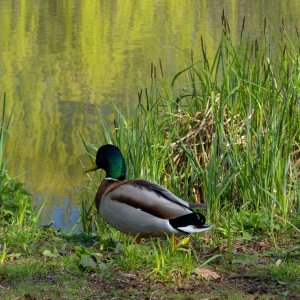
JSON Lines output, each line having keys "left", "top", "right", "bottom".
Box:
{"left": 1, "top": 224, "right": 299, "bottom": 299}
{"left": 261, "top": 260, "right": 300, "bottom": 287}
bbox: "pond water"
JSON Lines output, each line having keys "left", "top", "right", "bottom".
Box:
{"left": 0, "top": 1, "right": 299, "bottom": 229}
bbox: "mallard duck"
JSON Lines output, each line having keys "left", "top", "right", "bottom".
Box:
{"left": 86, "top": 144, "right": 211, "bottom": 240}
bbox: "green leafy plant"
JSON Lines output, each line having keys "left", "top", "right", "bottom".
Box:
{"left": 75, "top": 245, "right": 107, "bottom": 271}
{"left": 0, "top": 94, "right": 35, "bottom": 226}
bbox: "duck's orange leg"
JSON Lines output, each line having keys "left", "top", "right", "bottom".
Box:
{"left": 171, "top": 233, "right": 179, "bottom": 248}
{"left": 135, "top": 236, "right": 142, "bottom": 244}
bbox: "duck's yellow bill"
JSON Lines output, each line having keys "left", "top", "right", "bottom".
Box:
{"left": 85, "top": 164, "right": 99, "bottom": 173}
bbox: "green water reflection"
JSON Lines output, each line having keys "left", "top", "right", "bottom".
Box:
{"left": 0, "top": 0, "right": 299, "bottom": 228}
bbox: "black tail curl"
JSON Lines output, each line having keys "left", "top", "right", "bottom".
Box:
{"left": 169, "top": 212, "right": 206, "bottom": 230}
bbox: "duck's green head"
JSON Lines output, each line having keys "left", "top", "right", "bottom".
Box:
{"left": 86, "top": 144, "right": 127, "bottom": 180}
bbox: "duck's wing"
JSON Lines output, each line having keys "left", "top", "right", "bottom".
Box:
{"left": 104, "top": 180, "right": 193, "bottom": 219}
{"left": 130, "top": 179, "right": 206, "bottom": 209}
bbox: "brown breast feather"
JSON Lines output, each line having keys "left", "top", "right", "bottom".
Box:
{"left": 95, "top": 180, "right": 124, "bottom": 211}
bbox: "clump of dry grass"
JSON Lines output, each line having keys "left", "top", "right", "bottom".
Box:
{"left": 164, "top": 93, "right": 247, "bottom": 203}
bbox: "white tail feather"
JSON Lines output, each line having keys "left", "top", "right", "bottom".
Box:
{"left": 177, "top": 225, "right": 211, "bottom": 233}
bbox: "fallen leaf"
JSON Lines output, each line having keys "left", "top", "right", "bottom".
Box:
{"left": 193, "top": 268, "right": 221, "bottom": 280}
{"left": 275, "top": 259, "right": 282, "bottom": 266}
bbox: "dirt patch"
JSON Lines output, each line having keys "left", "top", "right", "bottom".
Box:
{"left": 227, "top": 274, "right": 298, "bottom": 298}
{"left": 2, "top": 265, "right": 299, "bottom": 300}
{"left": 80, "top": 267, "right": 300, "bottom": 299}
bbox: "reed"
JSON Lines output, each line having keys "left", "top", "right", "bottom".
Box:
{"left": 84, "top": 24, "right": 299, "bottom": 235}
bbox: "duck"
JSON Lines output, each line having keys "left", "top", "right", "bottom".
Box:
{"left": 86, "top": 144, "right": 211, "bottom": 241}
